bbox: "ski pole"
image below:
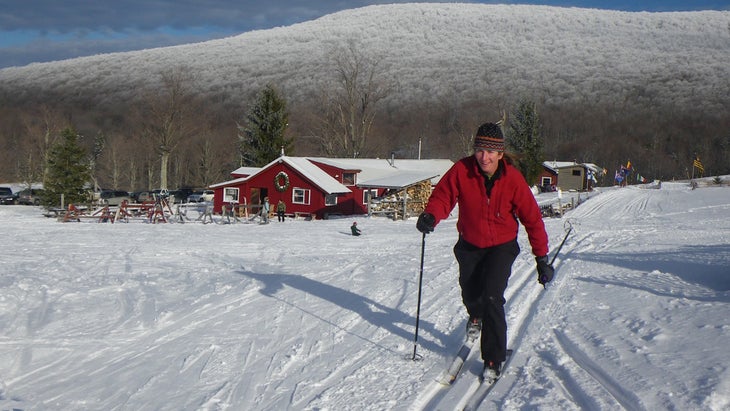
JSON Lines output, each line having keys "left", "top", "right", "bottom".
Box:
{"left": 541, "top": 220, "right": 574, "bottom": 290}
{"left": 411, "top": 231, "right": 426, "bottom": 361}
{"left": 550, "top": 220, "right": 573, "bottom": 266}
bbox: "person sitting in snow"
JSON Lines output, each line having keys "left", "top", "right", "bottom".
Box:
{"left": 350, "top": 222, "right": 361, "bottom": 236}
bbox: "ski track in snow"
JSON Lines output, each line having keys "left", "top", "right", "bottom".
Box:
{"left": 413, "top": 184, "right": 730, "bottom": 411}
{"left": 551, "top": 328, "right": 645, "bottom": 411}
{"left": 1, "top": 183, "right": 729, "bottom": 410}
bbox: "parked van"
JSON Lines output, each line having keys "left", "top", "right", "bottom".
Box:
{"left": 99, "top": 190, "right": 131, "bottom": 206}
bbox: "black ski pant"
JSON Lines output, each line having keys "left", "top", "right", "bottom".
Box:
{"left": 453, "top": 237, "right": 519, "bottom": 364}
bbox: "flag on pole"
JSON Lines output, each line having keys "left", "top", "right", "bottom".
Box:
{"left": 693, "top": 156, "right": 704, "bottom": 175}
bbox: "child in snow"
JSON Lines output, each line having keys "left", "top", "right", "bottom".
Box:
{"left": 350, "top": 222, "right": 361, "bottom": 236}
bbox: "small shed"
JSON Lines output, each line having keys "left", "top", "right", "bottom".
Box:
{"left": 539, "top": 161, "right": 602, "bottom": 191}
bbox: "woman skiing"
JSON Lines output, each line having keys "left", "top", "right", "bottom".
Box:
{"left": 416, "top": 122, "right": 554, "bottom": 381}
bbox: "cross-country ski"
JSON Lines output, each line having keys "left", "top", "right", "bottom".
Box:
{"left": 436, "top": 335, "right": 478, "bottom": 385}
{"left": 462, "top": 349, "right": 514, "bottom": 411}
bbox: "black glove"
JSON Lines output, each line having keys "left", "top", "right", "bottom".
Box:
{"left": 416, "top": 212, "right": 435, "bottom": 234}
{"left": 536, "top": 255, "right": 554, "bottom": 287}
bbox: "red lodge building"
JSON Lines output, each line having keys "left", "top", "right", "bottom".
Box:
{"left": 209, "top": 155, "right": 453, "bottom": 220}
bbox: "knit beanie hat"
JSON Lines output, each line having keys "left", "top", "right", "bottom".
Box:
{"left": 473, "top": 122, "right": 505, "bottom": 152}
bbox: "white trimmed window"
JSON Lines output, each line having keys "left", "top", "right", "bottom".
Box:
{"left": 292, "top": 188, "right": 310, "bottom": 205}
{"left": 363, "top": 189, "right": 375, "bottom": 205}
{"left": 325, "top": 194, "right": 337, "bottom": 206}
{"left": 223, "top": 187, "right": 239, "bottom": 203}
{"left": 342, "top": 172, "right": 356, "bottom": 186}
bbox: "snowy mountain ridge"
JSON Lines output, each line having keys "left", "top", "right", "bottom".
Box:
{"left": 1, "top": 3, "right": 729, "bottom": 111}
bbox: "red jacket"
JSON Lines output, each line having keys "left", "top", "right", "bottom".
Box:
{"left": 424, "top": 156, "right": 549, "bottom": 257}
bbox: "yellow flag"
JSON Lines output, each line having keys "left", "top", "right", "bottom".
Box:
{"left": 693, "top": 157, "right": 704, "bottom": 174}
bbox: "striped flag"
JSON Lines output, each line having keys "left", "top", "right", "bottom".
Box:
{"left": 693, "top": 156, "right": 704, "bottom": 175}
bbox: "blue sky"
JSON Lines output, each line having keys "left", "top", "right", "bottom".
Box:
{"left": 1, "top": 1, "right": 728, "bottom": 69}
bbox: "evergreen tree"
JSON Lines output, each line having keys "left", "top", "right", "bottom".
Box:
{"left": 42, "top": 127, "right": 92, "bottom": 207}
{"left": 238, "top": 84, "right": 291, "bottom": 167}
{"left": 507, "top": 100, "right": 544, "bottom": 186}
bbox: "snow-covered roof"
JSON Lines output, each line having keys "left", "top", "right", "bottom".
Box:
{"left": 212, "top": 156, "right": 350, "bottom": 194}
{"left": 542, "top": 161, "right": 605, "bottom": 176}
{"left": 543, "top": 161, "right": 581, "bottom": 172}
{"left": 210, "top": 167, "right": 262, "bottom": 189}
{"left": 209, "top": 175, "right": 250, "bottom": 189}
{"left": 282, "top": 157, "right": 351, "bottom": 194}
{"left": 230, "top": 166, "right": 261, "bottom": 177}
{"left": 212, "top": 156, "right": 453, "bottom": 192}
{"left": 583, "top": 163, "right": 604, "bottom": 174}
{"left": 308, "top": 157, "right": 453, "bottom": 188}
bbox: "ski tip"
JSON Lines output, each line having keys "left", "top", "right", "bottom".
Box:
{"left": 436, "top": 373, "right": 456, "bottom": 386}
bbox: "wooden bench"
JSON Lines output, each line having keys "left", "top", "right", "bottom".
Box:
{"left": 294, "top": 212, "right": 313, "bottom": 220}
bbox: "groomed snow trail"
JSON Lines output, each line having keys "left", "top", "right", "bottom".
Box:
{"left": 1, "top": 183, "right": 728, "bottom": 410}
{"left": 413, "top": 184, "right": 729, "bottom": 411}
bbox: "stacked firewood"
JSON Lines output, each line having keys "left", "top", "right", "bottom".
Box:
{"left": 369, "top": 180, "right": 432, "bottom": 220}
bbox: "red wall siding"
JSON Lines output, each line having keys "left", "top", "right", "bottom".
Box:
{"left": 214, "top": 162, "right": 376, "bottom": 219}
{"left": 536, "top": 169, "right": 557, "bottom": 187}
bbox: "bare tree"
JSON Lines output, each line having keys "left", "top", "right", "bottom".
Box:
{"left": 128, "top": 156, "right": 139, "bottom": 191}
{"left": 88, "top": 132, "right": 105, "bottom": 192}
{"left": 314, "top": 41, "right": 393, "bottom": 158}
{"left": 197, "top": 138, "right": 219, "bottom": 187}
{"left": 18, "top": 106, "right": 67, "bottom": 188}
{"left": 106, "top": 144, "right": 124, "bottom": 189}
{"left": 435, "top": 93, "right": 506, "bottom": 159}
{"left": 137, "top": 67, "right": 201, "bottom": 190}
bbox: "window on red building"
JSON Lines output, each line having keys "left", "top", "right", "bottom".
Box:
{"left": 293, "top": 188, "right": 310, "bottom": 205}
{"left": 224, "top": 188, "right": 239, "bottom": 203}
{"left": 363, "top": 189, "right": 375, "bottom": 205}
{"left": 342, "top": 173, "right": 356, "bottom": 185}
{"left": 325, "top": 194, "right": 337, "bottom": 206}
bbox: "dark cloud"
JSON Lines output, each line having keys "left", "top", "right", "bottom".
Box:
{"left": 0, "top": 1, "right": 395, "bottom": 33}
{"left": 1, "top": 0, "right": 726, "bottom": 33}
{"left": 0, "top": 32, "right": 221, "bottom": 68}
{"left": 0, "top": 0, "right": 354, "bottom": 67}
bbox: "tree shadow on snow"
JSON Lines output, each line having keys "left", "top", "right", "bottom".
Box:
{"left": 237, "top": 269, "right": 449, "bottom": 355}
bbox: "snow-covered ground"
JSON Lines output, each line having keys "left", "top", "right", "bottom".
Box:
{"left": 0, "top": 182, "right": 728, "bottom": 410}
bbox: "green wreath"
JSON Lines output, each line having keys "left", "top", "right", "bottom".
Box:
{"left": 274, "top": 171, "right": 290, "bottom": 192}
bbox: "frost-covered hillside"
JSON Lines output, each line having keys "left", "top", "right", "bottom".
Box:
{"left": 0, "top": 182, "right": 728, "bottom": 410}
{"left": 1, "top": 4, "right": 728, "bottom": 111}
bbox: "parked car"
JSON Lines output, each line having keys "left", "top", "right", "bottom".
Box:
{"left": 166, "top": 190, "right": 181, "bottom": 204}
{"left": 98, "top": 190, "right": 131, "bottom": 206}
{"left": 17, "top": 188, "right": 44, "bottom": 205}
{"left": 169, "top": 188, "right": 195, "bottom": 204}
{"left": 0, "top": 187, "right": 17, "bottom": 205}
{"left": 137, "top": 189, "right": 169, "bottom": 203}
{"left": 131, "top": 191, "right": 153, "bottom": 203}
{"left": 187, "top": 190, "right": 215, "bottom": 203}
